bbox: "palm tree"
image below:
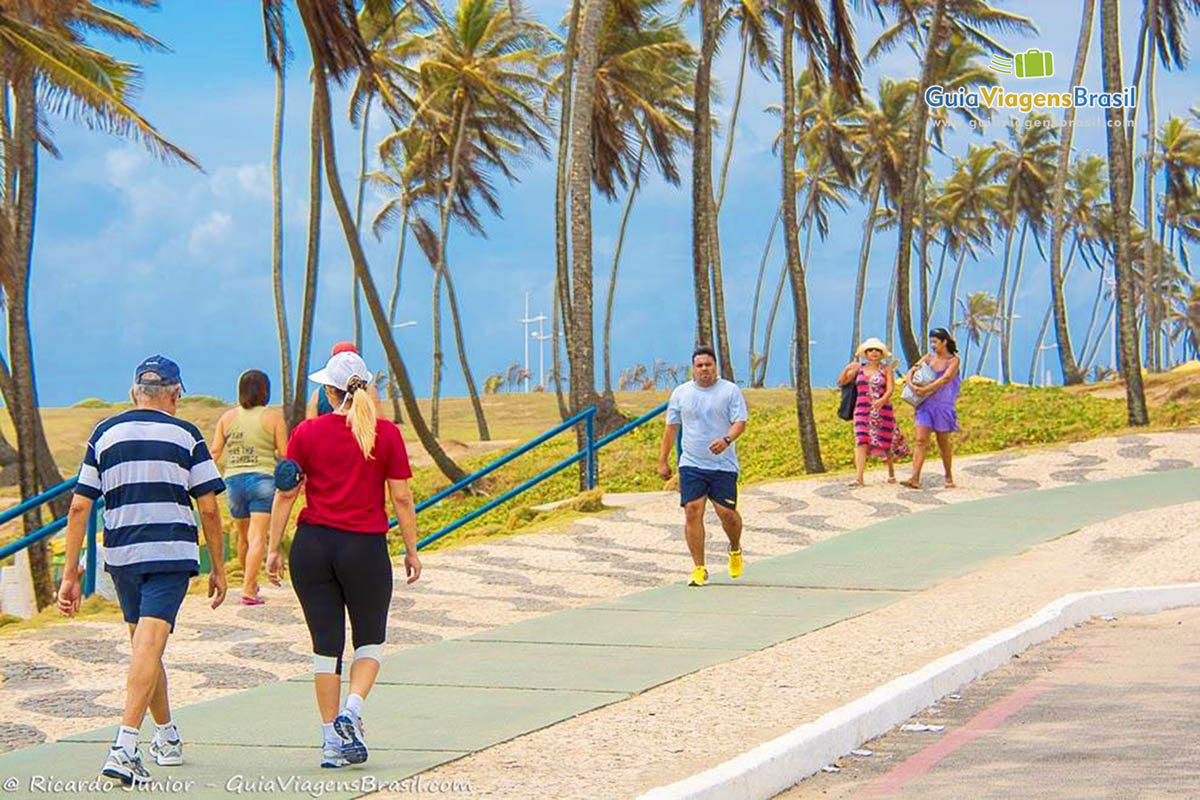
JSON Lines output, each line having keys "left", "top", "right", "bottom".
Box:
{"left": 777, "top": 0, "right": 867, "bottom": 475}
{"left": 577, "top": 3, "right": 694, "bottom": 395}
{"left": 955, "top": 290, "right": 999, "bottom": 373}
{"left": 933, "top": 144, "right": 1002, "bottom": 333}
{"left": 1099, "top": 0, "right": 1149, "bottom": 424}
{"left": 974, "top": 114, "right": 1056, "bottom": 383}
{"left": 1029, "top": 154, "right": 1108, "bottom": 384}
{"left": 262, "top": 1, "right": 294, "bottom": 416}
{"left": 348, "top": 3, "right": 418, "bottom": 351}
{"left": 871, "top": 0, "right": 1035, "bottom": 365}
{"left": 402, "top": 0, "right": 552, "bottom": 442}
{"left": 1045, "top": 0, "right": 1097, "bottom": 385}
{"left": 1127, "top": 0, "right": 1200, "bottom": 372}
{"left": 689, "top": 0, "right": 718, "bottom": 365}
{"left": 0, "top": 1, "right": 199, "bottom": 608}
{"left": 286, "top": 0, "right": 469, "bottom": 482}
{"left": 714, "top": 0, "right": 775, "bottom": 210}
{"left": 566, "top": 0, "right": 624, "bottom": 459}
{"left": 845, "top": 78, "right": 912, "bottom": 356}
{"left": 552, "top": 0, "right": 582, "bottom": 421}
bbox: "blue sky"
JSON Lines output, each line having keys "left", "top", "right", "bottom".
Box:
{"left": 25, "top": 1, "right": 1200, "bottom": 406}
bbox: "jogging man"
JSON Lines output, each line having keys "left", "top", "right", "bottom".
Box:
{"left": 658, "top": 346, "right": 748, "bottom": 586}
{"left": 57, "top": 355, "right": 227, "bottom": 787}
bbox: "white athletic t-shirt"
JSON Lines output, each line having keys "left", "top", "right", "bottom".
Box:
{"left": 666, "top": 379, "right": 748, "bottom": 473}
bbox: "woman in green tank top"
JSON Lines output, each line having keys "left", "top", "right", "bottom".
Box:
{"left": 212, "top": 370, "right": 288, "bottom": 604}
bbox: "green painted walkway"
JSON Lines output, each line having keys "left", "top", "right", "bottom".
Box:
{"left": 1, "top": 469, "right": 1195, "bottom": 798}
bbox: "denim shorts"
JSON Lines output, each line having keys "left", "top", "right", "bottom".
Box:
{"left": 112, "top": 570, "right": 191, "bottom": 632}
{"left": 225, "top": 472, "right": 275, "bottom": 518}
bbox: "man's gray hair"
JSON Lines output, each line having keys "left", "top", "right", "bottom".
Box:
{"left": 133, "top": 372, "right": 181, "bottom": 400}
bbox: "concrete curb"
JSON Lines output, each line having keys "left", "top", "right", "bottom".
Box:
{"left": 638, "top": 583, "right": 1200, "bottom": 800}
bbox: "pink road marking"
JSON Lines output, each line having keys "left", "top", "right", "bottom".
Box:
{"left": 855, "top": 681, "right": 1050, "bottom": 799}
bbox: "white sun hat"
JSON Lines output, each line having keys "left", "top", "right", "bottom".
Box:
{"left": 855, "top": 337, "right": 893, "bottom": 361}
{"left": 309, "top": 351, "right": 373, "bottom": 391}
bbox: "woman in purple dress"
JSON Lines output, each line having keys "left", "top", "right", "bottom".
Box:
{"left": 901, "top": 328, "right": 961, "bottom": 489}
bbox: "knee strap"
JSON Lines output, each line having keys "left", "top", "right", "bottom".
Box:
{"left": 353, "top": 644, "right": 383, "bottom": 664}
{"left": 312, "top": 653, "right": 342, "bottom": 675}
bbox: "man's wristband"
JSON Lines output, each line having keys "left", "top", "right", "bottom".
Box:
{"left": 722, "top": 436, "right": 732, "bottom": 445}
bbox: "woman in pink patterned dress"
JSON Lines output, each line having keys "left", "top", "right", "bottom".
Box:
{"left": 837, "top": 338, "right": 910, "bottom": 487}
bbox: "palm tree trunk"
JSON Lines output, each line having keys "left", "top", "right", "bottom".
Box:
{"left": 976, "top": 214, "right": 1016, "bottom": 376}
{"left": 430, "top": 269, "right": 443, "bottom": 437}
{"left": 1099, "top": 0, "right": 1149, "bottom": 425}
{"left": 303, "top": 51, "right": 467, "bottom": 482}
{"left": 690, "top": 0, "right": 716, "bottom": 348}
{"left": 0, "top": 355, "right": 64, "bottom": 505}
{"left": 947, "top": 248, "right": 969, "bottom": 332}
{"left": 1002, "top": 219, "right": 1030, "bottom": 383}
{"left": 1049, "top": 0, "right": 1095, "bottom": 385}
{"left": 352, "top": 97, "right": 371, "bottom": 352}
{"left": 919, "top": 188, "right": 930, "bottom": 336}
{"left": 758, "top": 261, "right": 788, "bottom": 387}
{"left": 893, "top": 0, "right": 948, "bottom": 366}
{"left": 850, "top": 179, "right": 882, "bottom": 359}
{"left": 270, "top": 66, "right": 293, "bottom": 413}
{"left": 551, "top": 290, "right": 569, "bottom": 418}
{"left": 1029, "top": 236, "right": 1079, "bottom": 384}
{"left": 928, "top": 232, "right": 950, "bottom": 324}
{"left": 1078, "top": 242, "right": 1107, "bottom": 355}
{"left": 749, "top": 207, "right": 781, "bottom": 382}
{"left": 554, "top": 0, "right": 581, "bottom": 391}
{"left": 289, "top": 83, "right": 324, "bottom": 430}
{"left": 780, "top": 7, "right": 824, "bottom": 474}
{"left": 708, "top": 194, "right": 735, "bottom": 381}
{"left": 1142, "top": 5, "right": 1159, "bottom": 372}
{"left": 604, "top": 132, "right": 646, "bottom": 395}
{"left": 885, "top": 259, "right": 898, "bottom": 354}
{"left": 386, "top": 204, "right": 408, "bottom": 424}
{"left": 715, "top": 31, "right": 749, "bottom": 211}
{"left": 7, "top": 75, "right": 53, "bottom": 608}
{"left": 435, "top": 100, "right": 490, "bottom": 440}
{"left": 567, "top": 0, "right": 614, "bottom": 460}
{"left": 1083, "top": 298, "right": 1116, "bottom": 371}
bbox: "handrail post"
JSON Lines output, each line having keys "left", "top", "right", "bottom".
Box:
{"left": 585, "top": 413, "right": 596, "bottom": 490}
{"left": 83, "top": 500, "right": 100, "bottom": 598}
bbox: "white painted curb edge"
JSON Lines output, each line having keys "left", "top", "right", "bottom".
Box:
{"left": 637, "top": 583, "right": 1200, "bottom": 800}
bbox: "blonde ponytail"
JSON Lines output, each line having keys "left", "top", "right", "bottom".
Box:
{"left": 344, "top": 378, "right": 377, "bottom": 459}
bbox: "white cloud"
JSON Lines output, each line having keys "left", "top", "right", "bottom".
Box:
{"left": 188, "top": 211, "right": 233, "bottom": 254}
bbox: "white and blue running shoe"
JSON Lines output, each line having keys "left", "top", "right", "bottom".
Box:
{"left": 320, "top": 740, "right": 348, "bottom": 769}
{"left": 332, "top": 712, "right": 368, "bottom": 764}
{"left": 101, "top": 746, "right": 151, "bottom": 787}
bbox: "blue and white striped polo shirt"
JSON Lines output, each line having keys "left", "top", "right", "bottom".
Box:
{"left": 74, "top": 409, "right": 225, "bottom": 576}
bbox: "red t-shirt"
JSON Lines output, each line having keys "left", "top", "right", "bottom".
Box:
{"left": 287, "top": 415, "right": 413, "bottom": 533}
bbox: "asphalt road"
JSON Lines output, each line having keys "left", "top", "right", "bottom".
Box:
{"left": 779, "top": 606, "right": 1200, "bottom": 799}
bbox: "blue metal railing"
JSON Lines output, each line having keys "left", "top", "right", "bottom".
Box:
{"left": 0, "top": 477, "right": 102, "bottom": 597}
{"left": 398, "top": 401, "right": 668, "bottom": 550}
{"left": 0, "top": 400, "right": 671, "bottom": 592}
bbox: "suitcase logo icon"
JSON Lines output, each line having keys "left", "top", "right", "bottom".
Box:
{"left": 989, "top": 49, "right": 1055, "bottom": 79}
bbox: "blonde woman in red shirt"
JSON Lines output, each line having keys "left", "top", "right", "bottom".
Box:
{"left": 266, "top": 351, "right": 421, "bottom": 769}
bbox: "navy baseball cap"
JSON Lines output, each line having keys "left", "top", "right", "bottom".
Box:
{"left": 135, "top": 355, "right": 186, "bottom": 392}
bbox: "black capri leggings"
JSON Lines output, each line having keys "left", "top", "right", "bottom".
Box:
{"left": 289, "top": 523, "right": 392, "bottom": 674}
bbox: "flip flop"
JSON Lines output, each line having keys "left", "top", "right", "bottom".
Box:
{"left": 899, "top": 479, "right": 921, "bottom": 490}
{"left": 241, "top": 594, "right": 266, "bottom": 606}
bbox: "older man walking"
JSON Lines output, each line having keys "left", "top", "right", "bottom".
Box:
{"left": 658, "top": 346, "right": 748, "bottom": 586}
{"left": 57, "top": 355, "right": 227, "bottom": 787}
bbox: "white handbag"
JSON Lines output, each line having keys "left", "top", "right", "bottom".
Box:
{"left": 901, "top": 362, "right": 938, "bottom": 408}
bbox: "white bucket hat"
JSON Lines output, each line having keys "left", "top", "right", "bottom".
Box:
{"left": 309, "top": 351, "right": 373, "bottom": 391}
{"left": 855, "top": 337, "right": 893, "bottom": 361}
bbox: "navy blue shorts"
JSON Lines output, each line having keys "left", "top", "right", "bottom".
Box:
{"left": 112, "top": 571, "right": 191, "bottom": 632}
{"left": 679, "top": 467, "right": 739, "bottom": 510}
{"left": 226, "top": 472, "right": 275, "bottom": 518}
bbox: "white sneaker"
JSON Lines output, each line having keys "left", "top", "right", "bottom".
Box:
{"left": 333, "top": 711, "right": 368, "bottom": 764}
{"left": 320, "top": 741, "right": 348, "bottom": 769}
{"left": 150, "top": 735, "right": 183, "bottom": 766}
{"left": 101, "top": 745, "right": 151, "bottom": 787}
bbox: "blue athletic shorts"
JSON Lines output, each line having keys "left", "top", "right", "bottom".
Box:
{"left": 678, "top": 466, "right": 739, "bottom": 510}
{"left": 112, "top": 571, "right": 191, "bottom": 632}
{"left": 225, "top": 472, "right": 275, "bottom": 518}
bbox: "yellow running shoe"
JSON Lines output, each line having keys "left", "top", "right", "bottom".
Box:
{"left": 687, "top": 566, "right": 708, "bottom": 587}
{"left": 728, "top": 549, "right": 744, "bottom": 580}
